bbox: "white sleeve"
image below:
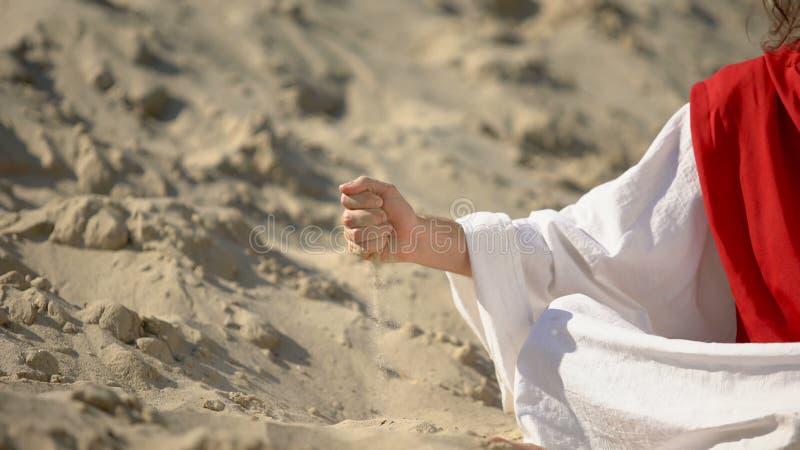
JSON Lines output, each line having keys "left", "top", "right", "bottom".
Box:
{"left": 446, "top": 103, "right": 718, "bottom": 412}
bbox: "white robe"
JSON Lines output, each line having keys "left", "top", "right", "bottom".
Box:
{"left": 446, "top": 104, "right": 800, "bottom": 449}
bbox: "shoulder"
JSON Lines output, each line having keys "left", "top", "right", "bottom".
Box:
{"left": 691, "top": 55, "right": 771, "bottom": 114}
{"left": 689, "top": 54, "right": 774, "bottom": 149}
{"left": 708, "top": 55, "right": 768, "bottom": 86}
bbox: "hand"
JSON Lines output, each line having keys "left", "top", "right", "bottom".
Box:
{"left": 339, "top": 176, "right": 419, "bottom": 262}
{"left": 339, "top": 175, "right": 472, "bottom": 276}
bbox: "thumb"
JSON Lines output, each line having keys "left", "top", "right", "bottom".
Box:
{"left": 339, "top": 176, "right": 394, "bottom": 196}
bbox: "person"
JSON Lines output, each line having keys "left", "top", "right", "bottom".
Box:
{"left": 339, "top": 2, "right": 800, "bottom": 447}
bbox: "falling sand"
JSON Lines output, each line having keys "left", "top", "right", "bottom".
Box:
{"left": 368, "top": 259, "right": 386, "bottom": 370}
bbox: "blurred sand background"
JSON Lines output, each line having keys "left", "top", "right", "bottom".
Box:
{"left": 0, "top": 0, "right": 767, "bottom": 448}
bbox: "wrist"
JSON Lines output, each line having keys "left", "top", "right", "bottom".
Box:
{"left": 394, "top": 215, "right": 427, "bottom": 264}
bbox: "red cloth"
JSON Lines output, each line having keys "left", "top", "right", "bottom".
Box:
{"left": 690, "top": 48, "right": 800, "bottom": 343}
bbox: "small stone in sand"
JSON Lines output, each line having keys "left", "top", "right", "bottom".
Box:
{"left": 83, "top": 208, "right": 129, "bottom": 250}
{"left": 142, "top": 316, "right": 187, "bottom": 360}
{"left": 126, "top": 84, "right": 174, "bottom": 120}
{"left": 28, "top": 289, "right": 49, "bottom": 313}
{"left": 452, "top": 343, "right": 479, "bottom": 366}
{"left": 228, "top": 391, "right": 262, "bottom": 409}
{"left": 81, "top": 303, "right": 106, "bottom": 324}
{"left": 71, "top": 383, "right": 122, "bottom": 414}
{"left": 0, "top": 270, "right": 30, "bottom": 290}
{"left": 100, "top": 345, "right": 161, "bottom": 389}
{"left": 16, "top": 370, "right": 49, "bottom": 382}
{"left": 413, "top": 421, "right": 442, "bottom": 434}
{"left": 283, "top": 78, "right": 346, "bottom": 118}
{"left": 47, "top": 301, "right": 72, "bottom": 327}
{"left": 24, "top": 349, "right": 59, "bottom": 376}
{"left": 0, "top": 308, "right": 7, "bottom": 327}
{"left": 98, "top": 303, "right": 142, "bottom": 344}
{"left": 433, "top": 331, "right": 461, "bottom": 345}
{"left": 471, "top": 378, "right": 499, "bottom": 406}
{"left": 49, "top": 196, "right": 91, "bottom": 246}
{"left": 30, "top": 276, "right": 51, "bottom": 291}
{"left": 239, "top": 318, "right": 281, "bottom": 350}
{"left": 399, "top": 322, "right": 423, "bottom": 338}
{"left": 83, "top": 62, "right": 115, "bottom": 91}
{"left": 203, "top": 399, "right": 225, "bottom": 412}
{"left": 7, "top": 292, "right": 37, "bottom": 325}
{"left": 135, "top": 337, "right": 173, "bottom": 364}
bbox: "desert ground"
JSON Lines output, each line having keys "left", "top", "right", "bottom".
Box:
{"left": 0, "top": 0, "right": 766, "bottom": 448}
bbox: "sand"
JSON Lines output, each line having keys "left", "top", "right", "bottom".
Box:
{"left": 0, "top": 0, "right": 764, "bottom": 448}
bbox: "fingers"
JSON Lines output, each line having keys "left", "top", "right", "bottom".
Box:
{"left": 341, "top": 208, "right": 387, "bottom": 228}
{"left": 339, "top": 175, "right": 397, "bottom": 260}
{"left": 344, "top": 224, "right": 393, "bottom": 243}
{"left": 347, "top": 235, "right": 389, "bottom": 255}
{"left": 339, "top": 175, "right": 395, "bottom": 196}
{"left": 340, "top": 191, "right": 383, "bottom": 210}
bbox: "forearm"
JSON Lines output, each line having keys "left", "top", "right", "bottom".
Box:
{"left": 398, "top": 216, "right": 472, "bottom": 277}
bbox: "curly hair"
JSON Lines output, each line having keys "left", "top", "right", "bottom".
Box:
{"left": 763, "top": 0, "right": 800, "bottom": 50}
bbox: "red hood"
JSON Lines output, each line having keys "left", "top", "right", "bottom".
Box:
{"left": 765, "top": 48, "right": 800, "bottom": 131}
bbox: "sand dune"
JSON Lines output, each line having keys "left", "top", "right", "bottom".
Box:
{"left": 0, "top": 0, "right": 764, "bottom": 448}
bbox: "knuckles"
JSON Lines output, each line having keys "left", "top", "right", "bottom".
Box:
{"left": 340, "top": 192, "right": 382, "bottom": 209}
{"left": 341, "top": 211, "right": 353, "bottom": 227}
{"left": 340, "top": 208, "right": 386, "bottom": 228}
